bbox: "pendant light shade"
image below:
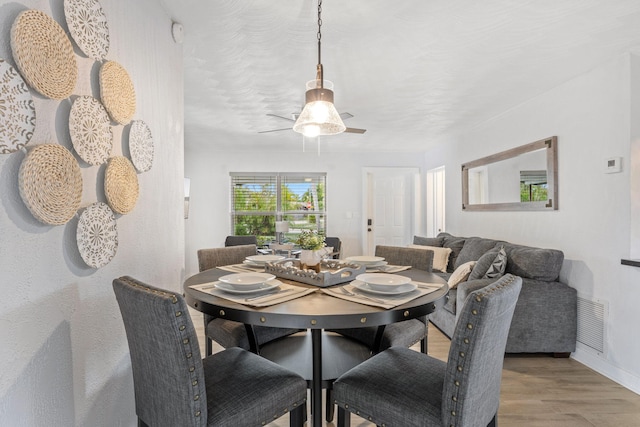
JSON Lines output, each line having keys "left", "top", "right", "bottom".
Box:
{"left": 293, "top": 80, "right": 346, "bottom": 137}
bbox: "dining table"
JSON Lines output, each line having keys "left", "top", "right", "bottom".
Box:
{"left": 183, "top": 263, "right": 448, "bottom": 426}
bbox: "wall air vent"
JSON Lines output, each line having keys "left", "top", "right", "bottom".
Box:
{"left": 576, "top": 295, "right": 608, "bottom": 356}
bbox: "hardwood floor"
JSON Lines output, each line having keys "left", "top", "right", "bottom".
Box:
{"left": 189, "top": 309, "right": 640, "bottom": 426}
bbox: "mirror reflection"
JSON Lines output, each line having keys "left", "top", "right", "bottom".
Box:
{"left": 462, "top": 137, "right": 557, "bottom": 211}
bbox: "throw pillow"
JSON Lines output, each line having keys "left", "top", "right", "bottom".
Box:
{"left": 468, "top": 247, "right": 499, "bottom": 280}
{"left": 407, "top": 244, "right": 452, "bottom": 272}
{"left": 447, "top": 261, "right": 476, "bottom": 289}
{"left": 483, "top": 246, "right": 507, "bottom": 279}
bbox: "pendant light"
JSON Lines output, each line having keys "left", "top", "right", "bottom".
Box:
{"left": 293, "top": 0, "right": 346, "bottom": 137}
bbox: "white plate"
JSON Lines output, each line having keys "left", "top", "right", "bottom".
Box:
{"left": 356, "top": 273, "right": 411, "bottom": 291}
{"left": 345, "top": 256, "right": 385, "bottom": 265}
{"left": 364, "top": 261, "right": 388, "bottom": 269}
{"left": 242, "top": 260, "right": 266, "bottom": 268}
{"left": 246, "top": 254, "right": 285, "bottom": 264}
{"left": 214, "top": 279, "right": 281, "bottom": 294}
{"left": 353, "top": 280, "right": 417, "bottom": 296}
{"left": 218, "top": 273, "right": 275, "bottom": 290}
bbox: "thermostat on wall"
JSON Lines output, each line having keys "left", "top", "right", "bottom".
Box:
{"left": 605, "top": 157, "right": 622, "bottom": 174}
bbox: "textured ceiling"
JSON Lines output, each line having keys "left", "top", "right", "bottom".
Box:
{"left": 160, "top": 0, "right": 640, "bottom": 153}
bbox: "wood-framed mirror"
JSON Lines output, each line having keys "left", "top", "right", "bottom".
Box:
{"left": 462, "top": 136, "right": 558, "bottom": 211}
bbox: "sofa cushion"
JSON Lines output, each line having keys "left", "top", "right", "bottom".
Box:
{"left": 407, "top": 244, "right": 451, "bottom": 272}
{"left": 437, "top": 232, "right": 466, "bottom": 273}
{"left": 413, "top": 235, "right": 444, "bottom": 247}
{"left": 454, "top": 237, "right": 502, "bottom": 268}
{"left": 447, "top": 261, "right": 476, "bottom": 289}
{"left": 503, "top": 244, "right": 564, "bottom": 281}
{"left": 483, "top": 246, "right": 507, "bottom": 278}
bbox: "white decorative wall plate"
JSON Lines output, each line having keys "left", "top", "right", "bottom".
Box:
{"left": 129, "top": 120, "right": 154, "bottom": 172}
{"left": 0, "top": 58, "right": 36, "bottom": 154}
{"left": 77, "top": 202, "right": 118, "bottom": 268}
{"left": 104, "top": 156, "right": 139, "bottom": 214}
{"left": 99, "top": 61, "right": 136, "bottom": 125}
{"left": 10, "top": 9, "right": 77, "bottom": 100}
{"left": 64, "top": 0, "right": 110, "bottom": 61}
{"left": 18, "top": 144, "right": 82, "bottom": 225}
{"left": 69, "top": 96, "right": 112, "bottom": 165}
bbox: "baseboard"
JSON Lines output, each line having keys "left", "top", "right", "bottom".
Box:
{"left": 572, "top": 347, "right": 640, "bottom": 395}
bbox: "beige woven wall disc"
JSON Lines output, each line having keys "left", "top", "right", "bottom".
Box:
{"left": 18, "top": 144, "right": 83, "bottom": 225}
{"left": 104, "top": 156, "right": 139, "bottom": 214}
{"left": 10, "top": 10, "right": 78, "bottom": 100}
{"left": 99, "top": 61, "right": 136, "bottom": 125}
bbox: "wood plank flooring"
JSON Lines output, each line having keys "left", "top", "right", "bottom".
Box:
{"left": 189, "top": 309, "right": 640, "bottom": 426}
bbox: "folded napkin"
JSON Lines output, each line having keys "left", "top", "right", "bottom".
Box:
{"left": 217, "top": 263, "right": 265, "bottom": 273}
{"left": 189, "top": 281, "right": 315, "bottom": 307}
{"left": 321, "top": 281, "right": 444, "bottom": 309}
{"left": 366, "top": 264, "right": 411, "bottom": 273}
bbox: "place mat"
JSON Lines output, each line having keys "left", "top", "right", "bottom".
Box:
{"left": 189, "top": 282, "right": 315, "bottom": 307}
{"left": 19, "top": 144, "right": 82, "bottom": 225}
{"left": 99, "top": 60, "right": 136, "bottom": 125}
{"left": 69, "top": 95, "right": 112, "bottom": 165}
{"left": 104, "top": 156, "right": 138, "bottom": 214}
{"left": 64, "top": 0, "right": 110, "bottom": 61}
{"left": 11, "top": 9, "right": 77, "bottom": 100}
{"left": 322, "top": 281, "right": 443, "bottom": 309}
{"left": 76, "top": 202, "right": 118, "bottom": 268}
{"left": 366, "top": 264, "right": 411, "bottom": 273}
{"left": 129, "top": 120, "right": 154, "bottom": 172}
{"left": 0, "top": 57, "right": 36, "bottom": 154}
{"left": 218, "top": 264, "right": 265, "bottom": 273}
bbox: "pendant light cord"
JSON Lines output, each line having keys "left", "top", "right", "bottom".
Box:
{"left": 316, "top": 0, "right": 324, "bottom": 88}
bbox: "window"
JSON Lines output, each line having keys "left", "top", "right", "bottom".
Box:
{"left": 230, "top": 173, "right": 326, "bottom": 244}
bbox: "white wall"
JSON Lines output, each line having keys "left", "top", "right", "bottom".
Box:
{"left": 424, "top": 53, "right": 640, "bottom": 393}
{"left": 184, "top": 148, "right": 425, "bottom": 278}
{"left": 0, "top": 0, "right": 184, "bottom": 425}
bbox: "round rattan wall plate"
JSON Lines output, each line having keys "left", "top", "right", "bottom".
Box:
{"left": 99, "top": 61, "right": 136, "bottom": 125}
{"left": 10, "top": 9, "right": 77, "bottom": 100}
{"left": 129, "top": 120, "right": 153, "bottom": 172}
{"left": 19, "top": 144, "right": 82, "bottom": 225}
{"left": 69, "top": 96, "right": 112, "bottom": 165}
{"left": 104, "top": 156, "right": 138, "bottom": 214}
{"left": 64, "top": 0, "right": 110, "bottom": 61}
{"left": 77, "top": 202, "right": 118, "bottom": 268}
{"left": 0, "top": 58, "right": 36, "bottom": 154}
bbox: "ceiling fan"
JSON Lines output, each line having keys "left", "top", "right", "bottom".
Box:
{"left": 259, "top": 112, "right": 366, "bottom": 134}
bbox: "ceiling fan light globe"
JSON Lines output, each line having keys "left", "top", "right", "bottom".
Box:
{"left": 293, "top": 90, "right": 346, "bottom": 136}
{"left": 302, "top": 124, "right": 321, "bottom": 138}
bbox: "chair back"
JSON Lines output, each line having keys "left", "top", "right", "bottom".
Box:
{"left": 113, "top": 276, "right": 207, "bottom": 427}
{"left": 324, "top": 237, "right": 342, "bottom": 258}
{"left": 197, "top": 244, "right": 257, "bottom": 272}
{"left": 224, "top": 235, "right": 257, "bottom": 246}
{"left": 441, "top": 274, "right": 522, "bottom": 427}
{"left": 374, "top": 245, "right": 433, "bottom": 271}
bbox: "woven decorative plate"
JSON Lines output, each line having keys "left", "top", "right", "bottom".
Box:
{"left": 77, "top": 202, "right": 118, "bottom": 268}
{"left": 10, "top": 9, "right": 77, "bottom": 100}
{"left": 19, "top": 144, "right": 82, "bottom": 225}
{"left": 69, "top": 96, "right": 112, "bottom": 165}
{"left": 0, "top": 58, "right": 36, "bottom": 154}
{"left": 104, "top": 156, "right": 139, "bottom": 214}
{"left": 99, "top": 61, "right": 136, "bottom": 125}
{"left": 64, "top": 0, "right": 110, "bottom": 61}
{"left": 129, "top": 120, "right": 153, "bottom": 172}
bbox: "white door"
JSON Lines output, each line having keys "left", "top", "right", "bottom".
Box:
{"left": 363, "top": 168, "right": 420, "bottom": 255}
{"left": 426, "top": 166, "right": 446, "bottom": 236}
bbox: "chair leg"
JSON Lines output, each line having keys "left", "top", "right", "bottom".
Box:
{"left": 337, "top": 406, "right": 351, "bottom": 427}
{"left": 487, "top": 413, "right": 497, "bottom": 427}
{"left": 326, "top": 386, "right": 335, "bottom": 422}
{"left": 420, "top": 336, "right": 428, "bottom": 354}
{"left": 205, "top": 337, "right": 213, "bottom": 356}
{"left": 289, "top": 404, "right": 305, "bottom": 427}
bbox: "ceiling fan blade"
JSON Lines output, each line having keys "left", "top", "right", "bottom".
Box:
{"left": 345, "top": 127, "right": 366, "bottom": 134}
{"left": 267, "top": 113, "right": 295, "bottom": 122}
{"left": 258, "top": 128, "right": 292, "bottom": 134}
{"left": 340, "top": 112, "right": 354, "bottom": 120}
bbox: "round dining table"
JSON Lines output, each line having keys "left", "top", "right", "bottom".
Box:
{"left": 184, "top": 267, "right": 448, "bottom": 426}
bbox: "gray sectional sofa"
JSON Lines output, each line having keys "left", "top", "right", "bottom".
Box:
{"left": 415, "top": 232, "right": 577, "bottom": 356}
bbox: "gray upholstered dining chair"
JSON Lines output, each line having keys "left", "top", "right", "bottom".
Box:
{"left": 113, "top": 276, "right": 307, "bottom": 427}
{"left": 197, "top": 245, "right": 302, "bottom": 355}
{"left": 333, "top": 274, "right": 522, "bottom": 427}
{"left": 224, "top": 235, "right": 257, "bottom": 246}
{"left": 331, "top": 245, "right": 435, "bottom": 354}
